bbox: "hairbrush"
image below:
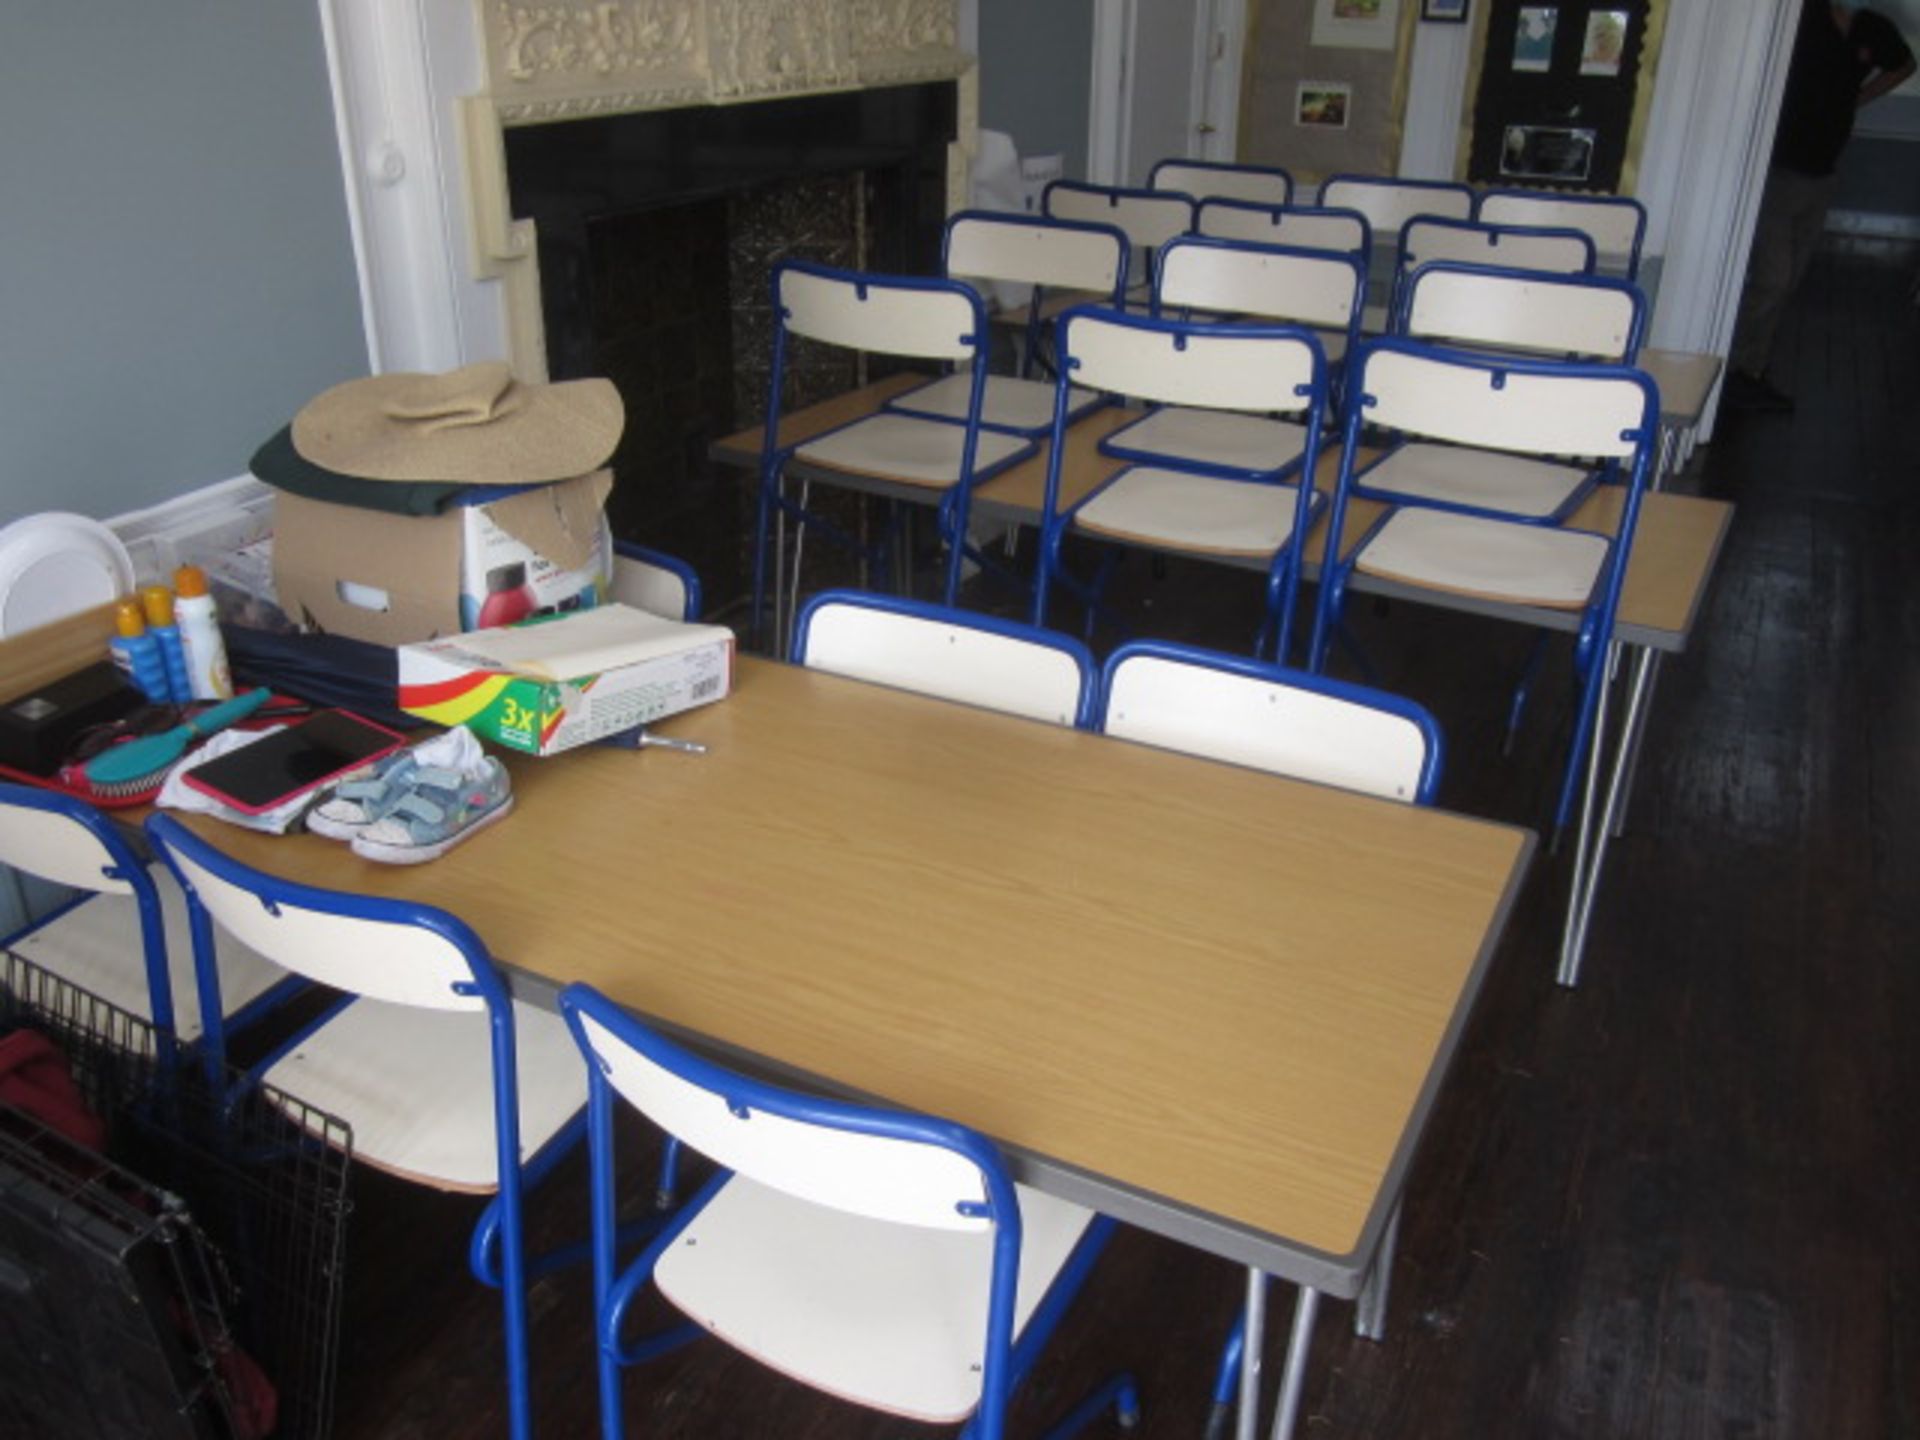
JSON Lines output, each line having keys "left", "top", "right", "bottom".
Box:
{"left": 82, "top": 688, "right": 272, "bottom": 797}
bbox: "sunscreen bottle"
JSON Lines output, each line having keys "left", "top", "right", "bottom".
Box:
{"left": 140, "top": 586, "right": 191, "bottom": 706}
{"left": 108, "top": 600, "right": 172, "bottom": 704}
{"left": 173, "top": 565, "right": 233, "bottom": 701}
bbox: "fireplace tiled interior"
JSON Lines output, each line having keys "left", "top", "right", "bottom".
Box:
{"left": 504, "top": 82, "right": 958, "bottom": 616}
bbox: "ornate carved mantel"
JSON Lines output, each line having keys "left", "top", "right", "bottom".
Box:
{"left": 459, "top": 0, "right": 976, "bottom": 377}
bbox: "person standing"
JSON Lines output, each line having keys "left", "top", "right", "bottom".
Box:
{"left": 1726, "top": 2, "right": 1914, "bottom": 412}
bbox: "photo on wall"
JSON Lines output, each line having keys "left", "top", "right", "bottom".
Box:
{"left": 1295, "top": 81, "right": 1354, "bottom": 128}
{"left": 1310, "top": 0, "right": 1403, "bottom": 50}
{"left": 1499, "top": 123, "right": 1596, "bottom": 181}
{"left": 1513, "top": 6, "right": 1558, "bottom": 71}
{"left": 1580, "top": 10, "right": 1630, "bottom": 75}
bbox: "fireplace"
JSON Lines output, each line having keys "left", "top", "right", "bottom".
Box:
{"left": 316, "top": 2, "right": 976, "bottom": 621}
{"left": 499, "top": 81, "right": 957, "bottom": 614}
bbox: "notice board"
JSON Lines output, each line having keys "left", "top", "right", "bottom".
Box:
{"left": 1240, "top": 0, "right": 1420, "bottom": 185}
{"left": 1464, "top": 0, "right": 1665, "bottom": 192}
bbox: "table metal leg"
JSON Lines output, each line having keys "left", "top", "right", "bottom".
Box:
{"left": 1608, "top": 650, "right": 1664, "bottom": 839}
{"left": 1353, "top": 1202, "right": 1401, "bottom": 1342}
{"left": 1267, "top": 1286, "right": 1321, "bottom": 1440}
{"left": 781, "top": 478, "right": 812, "bottom": 660}
{"left": 1558, "top": 639, "right": 1659, "bottom": 987}
{"left": 1235, "top": 1268, "right": 1267, "bottom": 1440}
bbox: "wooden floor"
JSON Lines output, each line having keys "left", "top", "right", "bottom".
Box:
{"left": 330, "top": 245, "right": 1919, "bottom": 1440}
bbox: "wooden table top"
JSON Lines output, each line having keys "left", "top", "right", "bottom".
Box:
{"left": 183, "top": 657, "right": 1532, "bottom": 1278}
{"left": 714, "top": 382, "right": 1734, "bottom": 649}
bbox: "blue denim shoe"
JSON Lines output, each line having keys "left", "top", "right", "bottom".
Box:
{"left": 306, "top": 748, "right": 420, "bottom": 840}
{"left": 349, "top": 757, "right": 514, "bottom": 865}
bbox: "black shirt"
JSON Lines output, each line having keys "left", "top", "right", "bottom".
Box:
{"left": 1773, "top": 4, "right": 1915, "bottom": 177}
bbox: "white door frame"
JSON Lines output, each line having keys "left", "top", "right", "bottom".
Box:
{"left": 1090, "top": 0, "right": 1248, "bottom": 184}
{"left": 1089, "top": 0, "right": 1128, "bottom": 184}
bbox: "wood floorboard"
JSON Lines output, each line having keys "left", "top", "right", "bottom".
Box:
{"left": 327, "top": 245, "right": 1919, "bottom": 1439}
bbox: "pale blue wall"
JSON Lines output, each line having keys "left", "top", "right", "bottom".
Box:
{"left": 977, "top": 0, "right": 1095, "bottom": 179}
{"left": 0, "top": 2, "right": 367, "bottom": 526}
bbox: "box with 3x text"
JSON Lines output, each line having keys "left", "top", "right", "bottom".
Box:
{"left": 396, "top": 603, "right": 733, "bottom": 756}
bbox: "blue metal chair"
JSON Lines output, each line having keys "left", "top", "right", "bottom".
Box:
{"left": 1034, "top": 306, "right": 1330, "bottom": 665}
{"left": 1316, "top": 174, "right": 1474, "bottom": 240}
{"left": 610, "top": 538, "right": 702, "bottom": 621}
{"left": 1309, "top": 338, "right": 1661, "bottom": 837}
{"left": 792, "top": 589, "right": 1097, "bottom": 728}
{"left": 885, "top": 209, "right": 1127, "bottom": 412}
{"left": 752, "top": 260, "right": 1036, "bottom": 650}
{"left": 145, "top": 813, "right": 596, "bottom": 1440}
{"left": 1095, "top": 638, "right": 1440, "bottom": 1440}
{"left": 1389, "top": 215, "right": 1596, "bottom": 318}
{"left": 1477, "top": 187, "right": 1649, "bottom": 279}
{"left": 1147, "top": 234, "right": 1368, "bottom": 413}
{"left": 1149, "top": 157, "right": 1293, "bottom": 207}
{"left": 1097, "top": 639, "right": 1442, "bottom": 802}
{"left": 1353, "top": 262, "right": 1649, "bottom": 529}
{"left": 0, "top": 784, "right": 295, "bottom": 1066}
{"left": 1042, "top": 179, "right": 1196, "bottom": 297}
{"left": 1194, "top": 199, "right": 1372, "bottom": 265}
{"left": 557, "top": 980, "right": 1141, "bottom": 1440}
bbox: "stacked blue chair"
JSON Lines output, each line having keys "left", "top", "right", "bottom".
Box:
{"left": 1309, "top": 338, "right": 1661, "bottom": 837}
{"left": 752, "top": 261, "right": 1036, "bottom": 650}
{"left": 1035, "top": 305, "right": 1331, "bottom": 663}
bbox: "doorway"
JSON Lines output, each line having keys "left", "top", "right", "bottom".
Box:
{"left": 1092, "top": 0, "right": 1248, "bottom": 185}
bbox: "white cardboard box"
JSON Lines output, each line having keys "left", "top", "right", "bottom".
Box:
{"left": 397, "top": 604, "right": 733, "bottom": 757}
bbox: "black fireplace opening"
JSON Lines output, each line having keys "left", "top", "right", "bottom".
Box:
{"left": 505, "top": 82, "right": 959, "bottom": 619}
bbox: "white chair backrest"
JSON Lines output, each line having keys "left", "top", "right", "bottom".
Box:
{"left": 1478, "top": 191, "right": 1644, "bottom": 273}
{"left": 1399, "top": 218, "right": 1593, "bottom": 277}
{"left": 1151, "top": 161, "right": 1291, "bottom": 206}
{"left": 1361, "top": 345, "right": 1648, "bottom": 458}
{"left": 946, "top": 214, "right": 1125, "bottom": 296}
{"left": 575, "top": 1008, "right": 990, "bottom": 1232}
{"left": 1043, "top": 183, "right": 1194, "bottom": 251}
{"left": 778, "top": 267, "right": 977, "bottom": 361}
{"left": 1196, "top": 201, "right": 1368, "bottom": 257}
{"left": 798, "top": 601, "right": 1087, "bottom": 727}
{"left": 1401, "top": 266, "right": 1637, "bottom": 360}
{"left": 610, "top": 552, "right": 691, "bottom": 621}
{"left": 1063, "top": 312, "right": 1319, "bottom": 414}
{"left": 1318, "top": 177, "right": 1472, "bottom": 236}
{"left": 0, "top": 798, "right": 132, "bottom": 894}
{"left": 1103, "top": 653, "right": 1430, "bottom": 802}
{"left": 1157, "top": 240, "right": 1361, "bottom": 332}
{"left": 162, "top": 839, "right": 483, "bottom": 1012}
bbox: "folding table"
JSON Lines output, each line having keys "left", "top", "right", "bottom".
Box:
{"left": 178, "top": 657, "right": 1534, "bottom": 1440}
{"left": 713, "top": 386, "right": 1733, "bottom": 992}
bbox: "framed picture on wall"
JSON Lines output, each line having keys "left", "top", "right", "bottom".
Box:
{"left": 1296, "top": 82, "right": 1353, "bottom": 128}
{"left": 1421, "top": 0, "right": 1469, "bottom": 20}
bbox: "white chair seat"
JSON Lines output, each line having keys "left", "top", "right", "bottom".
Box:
{"left": 887, "top": 373, "right": 1101, "bottom": 435}
{"left": 1077, "top": 467, "right": 1315, "bottom": 557}
{"left": 8, "top": 869, "right": 283, "bottom": 1042}
{"left": 263, "top": 995, "right": 586, "bottom": 1191}
{"left": 656, "top": 1173, "right": 1095, "bottom": 1423}
{"left": 1357, "top": 442, "right": 1589, "bottom": 520}
{"left": 1356, "top": 507, "right": 1608, "bottom": 610}
{"left": 795, "top": 413, "right": 1031, "bottom": 488}
{"left": 1104, "top": 407, "right": 1308, "bottom": 475}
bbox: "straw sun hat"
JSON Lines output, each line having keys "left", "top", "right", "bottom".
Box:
{"left": 290, "top": 362, "right": 623, "bottom": 485}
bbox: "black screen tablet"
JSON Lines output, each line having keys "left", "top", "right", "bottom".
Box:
{"left": 180, "top": 710, "right": 408, "bottom": 815}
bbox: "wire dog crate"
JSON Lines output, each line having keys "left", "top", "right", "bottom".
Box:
{"left": 0, "top": 952, "right": 353, "bottom": 1439}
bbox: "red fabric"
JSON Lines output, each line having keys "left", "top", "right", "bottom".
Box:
{"left": 0, "top": 1030, "right": 106, "bottom": 1151}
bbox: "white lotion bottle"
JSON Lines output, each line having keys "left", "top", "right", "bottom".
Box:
{"left": 173, "top": 565, "right": 234, "bottom": 700}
